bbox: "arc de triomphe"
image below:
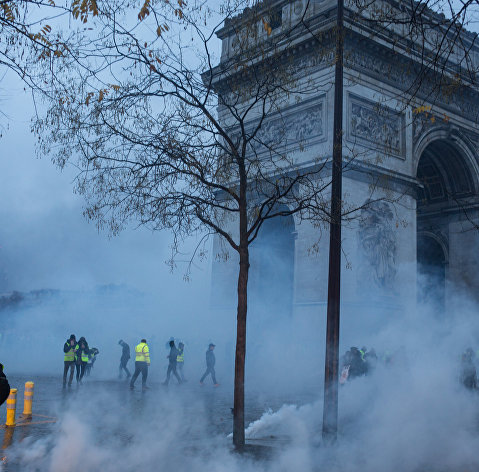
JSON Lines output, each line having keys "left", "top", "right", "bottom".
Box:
{"left": 209, "top": 0, "right": 479, "bottom": 341}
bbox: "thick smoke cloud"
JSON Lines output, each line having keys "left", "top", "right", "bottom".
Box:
{"left": 5, "top": 284, "right": 479, "bottom": 472}
{"left": 2, "top": 73, "right": 479, "bottom": 472}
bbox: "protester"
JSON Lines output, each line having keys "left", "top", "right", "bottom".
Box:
{"left": 75, "top": 337, "right": 90, "bottom": 384}
{"left": 118, "top": 340, "right": 131, "bottom": 379}
{"left": 200, "top": 343, "right": 219, "bottom": 386}
{"left": 130, "top": 339, "right": 150, "bottom": 390}
{"left": 86, "top": 347, "right": 99, "bottom": 376}
{"left": 0, "top": 363, "right": 10, "bottom": 406}
{"left": 461, "top": 347, "right": 477, "bottom": 390}
{"left": 163, "top": 340, "right": 182, "bottom": 385}
{"left": 177, "top": 342, "right": 186, "bottom": 382}
{"left": 63, "top": 334, "right": 77, "bottom": 388}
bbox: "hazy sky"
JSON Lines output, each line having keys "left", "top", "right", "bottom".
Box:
{"left": 0, "top": 75, "right": 210, "bottom": 295}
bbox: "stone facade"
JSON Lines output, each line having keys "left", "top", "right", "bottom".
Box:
{"left": 210, "top": 0, "right": 479, "bottom": 344}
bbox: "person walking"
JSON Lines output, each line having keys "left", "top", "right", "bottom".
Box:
{"left": 461, "top": 347, "right": 477, "bottom": 390}
{"left": 177, "top": 342, "right": 186, "bottom": 382}
{"left": 63, "top": 334, "right": 77, "bottom": 388}
{"left": 86, "top": 347, "right": 99, "bottom": 376}
{"left": 163, "top": 340, "right": 182, "bottom": 385}
{"left": 130, "top": 339, "right": 150, "bottom": 390}
{"left": 0, "top": 363, "right": 10, "bottom": 406}
{"left": 118, "top": 340, "right": 131, "bottom": 379}
{"left": 75, "top": 337, "right": 89, "bottom": 384}
{"left": 200, "top": 343, "right": 219, "bottom": 386}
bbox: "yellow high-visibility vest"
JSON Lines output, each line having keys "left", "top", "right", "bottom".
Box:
{"left": 64, "top": 343, "right": 77, "bottom": 362}
{"left": 80, "top": 350, "right": 89, "bottom": 362}
{"left": 135, "top": 343, "right": 150, "bottom": 365}
{"left": 177, "top": 351, "right": 184, "bottom": 363}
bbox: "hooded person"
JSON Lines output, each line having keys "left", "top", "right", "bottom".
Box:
{"left": 63, "top": 334, "right": 77, "bottom": 388}
{"left": 0, "top": 363, "right": 10, "bottom": 406}
{"left": 118, "top": 339, "right": 131, "bottom": 379}
{"left": 75, "top": 337, "right": 90, "bottom": 384}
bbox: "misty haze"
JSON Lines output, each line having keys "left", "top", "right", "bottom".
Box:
{"left": 2, "top": 0, "right": 479, "bottom": 471}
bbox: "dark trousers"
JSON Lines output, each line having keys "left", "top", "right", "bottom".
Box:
{"left": 119, "top": 358, "right": 131, "bottom": 378}
{"left": 177, "top": 362, "right": 185, "bottom": 381}
{"left": 200, "top": 366, "right": 217, "bottom": 384}
{"left": 130, "top": 361, "right": 148, "bottom": 387}
{"left": 165, "top": 363, "right": 181, "bottom": 385}
{"left": 63, "top": 361, "right": 75, "bottom": 386}
{"left": 75, "top": 363, "right": 86, "bottom": 382}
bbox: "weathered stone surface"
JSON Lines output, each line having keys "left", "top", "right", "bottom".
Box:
{"left": 211, "top": 0, "right": 479, "bottom": 327}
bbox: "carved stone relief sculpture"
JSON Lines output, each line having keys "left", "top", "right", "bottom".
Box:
{"left": 231, "top": 101, "right": 324, "bottom": 154}
{"left": 358, "top": 200, "right": 398, "bottom": 290}
{"left": 349, "top": 95, "right": 404, "bottom": 157}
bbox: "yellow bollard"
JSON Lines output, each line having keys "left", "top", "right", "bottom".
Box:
{"left": 5, "top": 388, "right": 17, "bottom": 427}
{"left": 22, "top": 382, "right": 34, "bottom": 419}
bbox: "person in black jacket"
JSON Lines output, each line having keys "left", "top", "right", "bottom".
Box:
{"left": 75, "top": 337, "right": 89, "bottom": 384}
{"left": 163, "top": 340, "right": 182, "bottom": 385}
{"left": 0, "top": 363, "right": 10, "bottom": 406}
{"left": 118, "top": 340, "right": 131, "bottom": 379}
{"left": 63, "top": 334, "right": 77, "bottom": 388}
{"left": 200, "top": 343, "right": 219, "bottom": 386}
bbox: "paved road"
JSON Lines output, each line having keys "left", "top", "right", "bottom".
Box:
{"left": 0, "top": 374, "right": 317, "bottom": 471}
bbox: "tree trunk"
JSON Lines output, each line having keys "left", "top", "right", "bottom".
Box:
{"left": 233, "top": 244, "right": 249, "bottom": 451}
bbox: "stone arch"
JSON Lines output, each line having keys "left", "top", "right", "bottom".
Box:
{"left": 415, "top": 130, "right": 478, "bottom": 312}
{"left": 248, "top": 204, "right": 296, "bottom": 321}
{"left": 414, "top": 127, "right": 479, "bottom": 198}
{"left": 417, "top": 230, "right": 448, "bottom": 264}
{"left": 417, "top": 231, "right": 448, "bottom": 313}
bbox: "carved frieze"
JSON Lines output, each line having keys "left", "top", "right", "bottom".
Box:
{"left": 232, "top": 99, "right": 325, "bottom": 154}
{"left": 346, "top": 48, "right": 479, "bottom": 123}
{"left": 413, "top": 112, "right": 437, "bottom": 143}
{"left": 348, "top": 95, "right": 405, "bottom": 158}
{"left": 413, "top": 111, "right": 479, "bottom": 151}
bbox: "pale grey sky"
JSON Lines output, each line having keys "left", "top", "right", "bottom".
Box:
{"left": 0, "top": 75, "right": 210, "bottom": 296}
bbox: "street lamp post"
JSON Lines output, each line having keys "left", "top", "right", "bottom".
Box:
{"left": 322, "top": 0, "right": 344, "bottom": 442}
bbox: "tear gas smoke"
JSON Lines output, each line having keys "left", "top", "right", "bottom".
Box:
{"left": 3, "top": 247, "right": 479, "bottom": 472}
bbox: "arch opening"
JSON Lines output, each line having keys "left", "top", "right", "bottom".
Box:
{"left": 416, "top": 138, "right": 475, "bottom": 312}
{"left": 248, "top": 210, "right": 295, "bottom": 323}
{"left": 417, "top": 234, "right": 446, "bottom": 313}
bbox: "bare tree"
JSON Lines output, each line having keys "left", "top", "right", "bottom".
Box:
{"left": 0, "top": 0, "right": 99, "bottom": 85}
{"left": 32, "top": 0, "right": 363, "bottom": 450}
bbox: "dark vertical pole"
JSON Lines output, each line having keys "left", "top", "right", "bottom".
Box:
{"left": 322, "top": 0, "right": 344, "bottom": 442}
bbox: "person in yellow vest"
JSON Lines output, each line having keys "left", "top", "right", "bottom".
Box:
{"left": 177, "top": 342, "right": 186, "bottom": 382}
{"left": 75, "top": 337, "right": 90, "bottom": 384}
{"left": 130, "top": 339, "right": 150, "bottom": 390}
{"left": 63, "top": 334, "right": 77, "bottom": 388}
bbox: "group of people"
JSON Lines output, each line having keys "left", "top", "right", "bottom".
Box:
{"left": 118, "top": 338, "right": 219, "bottom": 391}
{"left": 62, "top": 334, "right": 99, "bottom": 387}
{"left": 340, "top": 346, "right": 378, "bottom": 383}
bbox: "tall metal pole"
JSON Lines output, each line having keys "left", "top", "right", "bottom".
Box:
{"left": 322, "top": 0, "right": 344, "bottom": 442}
